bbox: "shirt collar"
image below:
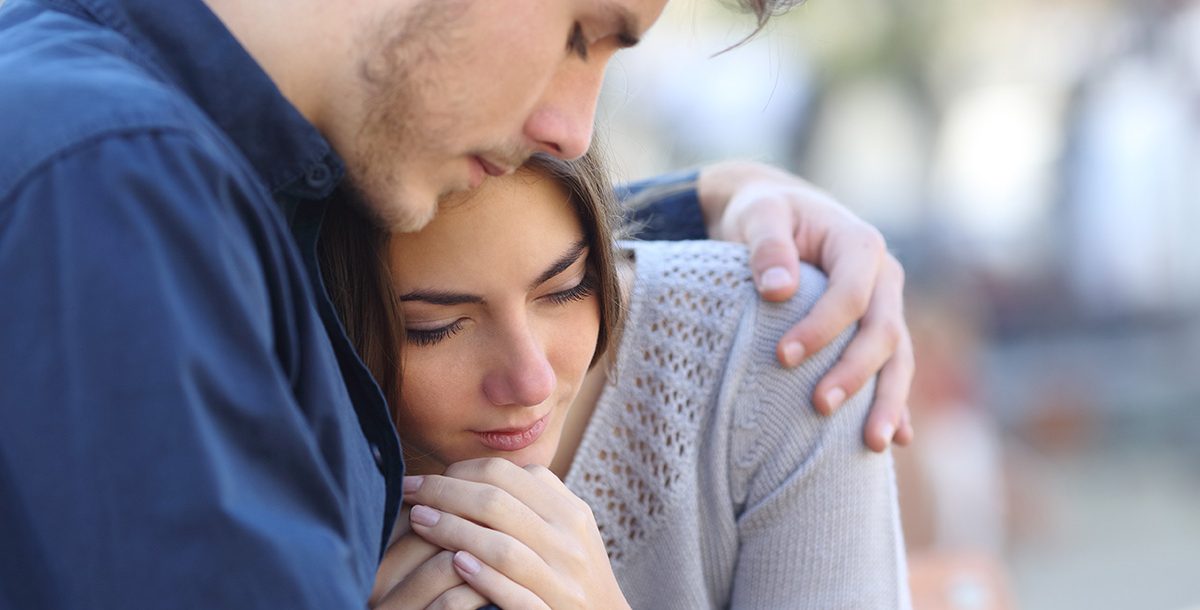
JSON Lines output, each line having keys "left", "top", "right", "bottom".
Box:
{"left": 62, "top": 0, "right": 344, "bottom": 199}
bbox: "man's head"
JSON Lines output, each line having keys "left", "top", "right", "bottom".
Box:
{"left": 207, "top": 0, "right": 798, "bottom": 231}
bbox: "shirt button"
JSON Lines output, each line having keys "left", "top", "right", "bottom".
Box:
{"left": 304, "top": 163, "right": 333, "bottom": 190}
{"left": 371, "top": 444, "right": 383, "bottom": 468}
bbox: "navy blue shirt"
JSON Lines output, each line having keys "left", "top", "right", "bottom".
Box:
{"left": 0, "top": 0, "right": 705, "bottom": 607}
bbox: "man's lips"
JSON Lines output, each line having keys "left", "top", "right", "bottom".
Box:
{"left": 476, "top": 156, "right": 510, "bottom": 177}
{"left": 473, "top": 413, "right": 549, "bottom": 452}
{"left": 467, "top": 156, "right": 510, "bottom": 189}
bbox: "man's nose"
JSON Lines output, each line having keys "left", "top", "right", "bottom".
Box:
{"left": 522, "top": 62, "right": 605, "bottom": 160}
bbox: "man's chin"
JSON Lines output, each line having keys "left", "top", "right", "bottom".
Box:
{"left": 340, "top": 166, "right": 443, "bottom": 232}
{"left": 362, "top": 188, "right": 439, "bottom": 233}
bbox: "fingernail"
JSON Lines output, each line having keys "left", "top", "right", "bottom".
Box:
{"left": 824, "top": 387, "right": 846, "bottom": 412}
{"left": 782, "top": 342, "right": 805, "bottom": 367}
{"left": 402, "top": 475, "right": 424, "bottom": 494}
{"left": 410, "top": 504, "right": 440, "bottom": 527}
{"left": 758, "top": 266, "right": 791, "bottom": 292}
{"left": 453, "top": 551, "right": 481, "bottom": 576}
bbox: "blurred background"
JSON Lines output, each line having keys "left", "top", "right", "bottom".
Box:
{"left": 597, "top": 0, "right": 1200, "bottom": 608}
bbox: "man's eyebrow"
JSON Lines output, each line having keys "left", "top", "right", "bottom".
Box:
{"left": 529, "top": 240, "right": 589, "bottom": 291}
{"left": 605, "top": 4, "right": 642, "bottom": 48}
{"left": 398, "top": 290, "right": 484, "bottom": 306}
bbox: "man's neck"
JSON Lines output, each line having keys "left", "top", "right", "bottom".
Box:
{"left": 201, "top": 0, "right": 333, "bottom": 129}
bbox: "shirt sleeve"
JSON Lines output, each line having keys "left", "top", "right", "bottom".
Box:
{"left": 0, "top": 132, "right": 368, "bottom": 608}
{"left": 616, "top": 169, "right": 707, "bottom": 241}
{"left": 726, "top": 264, "right": 911, "bottom": 609}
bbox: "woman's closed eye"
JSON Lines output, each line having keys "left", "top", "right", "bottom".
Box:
{"left": 544, "top": 274, "right": 596, "bottom": 305}
{"left": 404, "top": 276, "right": 596, "bottom": 347}
{"left": 405, "top": 319, "right": 465, "bottom": 347}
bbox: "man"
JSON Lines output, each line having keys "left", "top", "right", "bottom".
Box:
{"left": 0, "top": 0, "right": 912, "bottom": 607}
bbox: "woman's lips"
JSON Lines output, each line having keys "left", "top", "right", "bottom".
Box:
{"left": 473, "top": 414, "right": 549, "bottom": 452}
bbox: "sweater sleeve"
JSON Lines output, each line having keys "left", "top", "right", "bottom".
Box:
{"left": 726, "top": 264, "right": 911, "bottom": 610}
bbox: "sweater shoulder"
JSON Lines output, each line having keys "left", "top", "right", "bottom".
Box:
{"left": 621, "top": 240, "right": 850, "bottom": 501}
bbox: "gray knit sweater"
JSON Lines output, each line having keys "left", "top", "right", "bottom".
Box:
{"left": 564, "top": 240, "right": 911, "bottom": 609}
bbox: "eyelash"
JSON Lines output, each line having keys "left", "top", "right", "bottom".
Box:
{"left": 404, "top": 277, "right": 597, "bottom": 347}
{"left": 405, "top": 320, "right": 465, "bottom": 347}
{"left": 545, "top": 275, "right": 596, "bottom": 305}
{"left": 567, "top": 22, "right": 589, "bottom": 60}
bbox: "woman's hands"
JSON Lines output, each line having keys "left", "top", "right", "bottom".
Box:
{"left": 399, "top": 458, "right": 631, "bottom": 610}
{"left": 370, "top": 506, "right": 490, "bottom": 610}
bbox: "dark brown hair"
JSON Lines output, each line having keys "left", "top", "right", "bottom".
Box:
{"left": 318, "top": 184, "right": 406, "bottom": 412}
{"left": 736, "top": 0, "right": 805, "bottom": 25}
{"left": 317, "top": 146, "right": 624, "bottom": 422}
{"left": 718, "top": 0, "right": 806, "bottom": 51}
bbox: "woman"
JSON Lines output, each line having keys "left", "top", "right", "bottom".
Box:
{"left": 319, "top": 150, "right": 910, "bottom": 609}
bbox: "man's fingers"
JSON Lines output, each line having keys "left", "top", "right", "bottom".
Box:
{"left": 452, "top": 551, "right": 552, "bottom": 610}
{"left": 374, "top": 550, "right": 466, "bottom": 610}
{"left": 735, "top": 195, "right": 802, "bottom": 302}
{"left": 812, "top": 325, "right": 896, "bottom": 416}
{"left": 775, "top": 227, "right": 885, "bottom": 368}
{"left": 748, "top": 236, "right": 801, "bottom": 302}
{"left": 811, "top": 254, "right": 905, "bottom": 411}
{"left": 862, "top": 327, "right": 915, "bottom": 452}
{"left": 775, "top": 273, "right": 870, "bottom": 369}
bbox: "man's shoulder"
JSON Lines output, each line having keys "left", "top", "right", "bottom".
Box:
{"left": 0, "top": 5, "right": 212, "bottom": 196}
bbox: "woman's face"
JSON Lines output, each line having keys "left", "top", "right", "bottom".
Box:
{"left": 387, "top": 169, "right": 600, "bottom": 475}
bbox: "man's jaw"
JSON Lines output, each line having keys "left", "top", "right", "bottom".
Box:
{"left": 371, "top": 183, "right": 439, "bottom": 233}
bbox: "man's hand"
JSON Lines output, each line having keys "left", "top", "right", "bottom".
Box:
{"left": 402, "top": 459, "right": 631, "bottom": 610}
{"left": 698, "top": 160, "right": 915, "bottom": 452}
{"left": 371, "top": 507, "right": 490, "bottom": 610}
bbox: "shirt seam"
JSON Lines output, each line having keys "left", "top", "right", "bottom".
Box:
{"left": 0, "top": 124, "right": 203, "bottom": 222}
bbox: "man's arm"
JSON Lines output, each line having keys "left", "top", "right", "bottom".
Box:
{"left": 619, "top": 161, "right": 914, "bottom": 451}
{"left": 0, "top": 132, "right": 368, "bottom": 607}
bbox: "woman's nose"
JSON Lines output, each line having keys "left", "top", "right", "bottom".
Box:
{"left": 481, "top": 329, "right": 556, "bottom": 407}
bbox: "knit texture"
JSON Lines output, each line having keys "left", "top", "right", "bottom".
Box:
{"left": 564, "top": 240, "right": 911, "bottom": 609}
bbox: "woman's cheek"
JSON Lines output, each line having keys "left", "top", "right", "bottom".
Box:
{"left": 563, "top": 299, "right": 603, "bottom": 375}
{"left": 399, "top": 349, "right": 464, "bottom": 426}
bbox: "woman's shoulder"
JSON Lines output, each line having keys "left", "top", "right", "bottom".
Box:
{"left": 622, "top": 239, "right": 871, "bottom": 502}
{"left": 620, "top": 239, "right": 832, "bottom": 342}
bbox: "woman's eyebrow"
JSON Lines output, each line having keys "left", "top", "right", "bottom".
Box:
{"left": 398, "top": 290, "right": 484, "bottom": 306}
{"left": 529, "top": 240, "right": 588, "bottom": 291}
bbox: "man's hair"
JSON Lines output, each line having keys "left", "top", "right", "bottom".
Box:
{"left": 317, "top": 146, "right": 624, "bottom": 424}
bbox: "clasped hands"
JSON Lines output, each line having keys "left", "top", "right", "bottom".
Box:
{"left": 370, "top": 459, "right": 628, "bottom": 610}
